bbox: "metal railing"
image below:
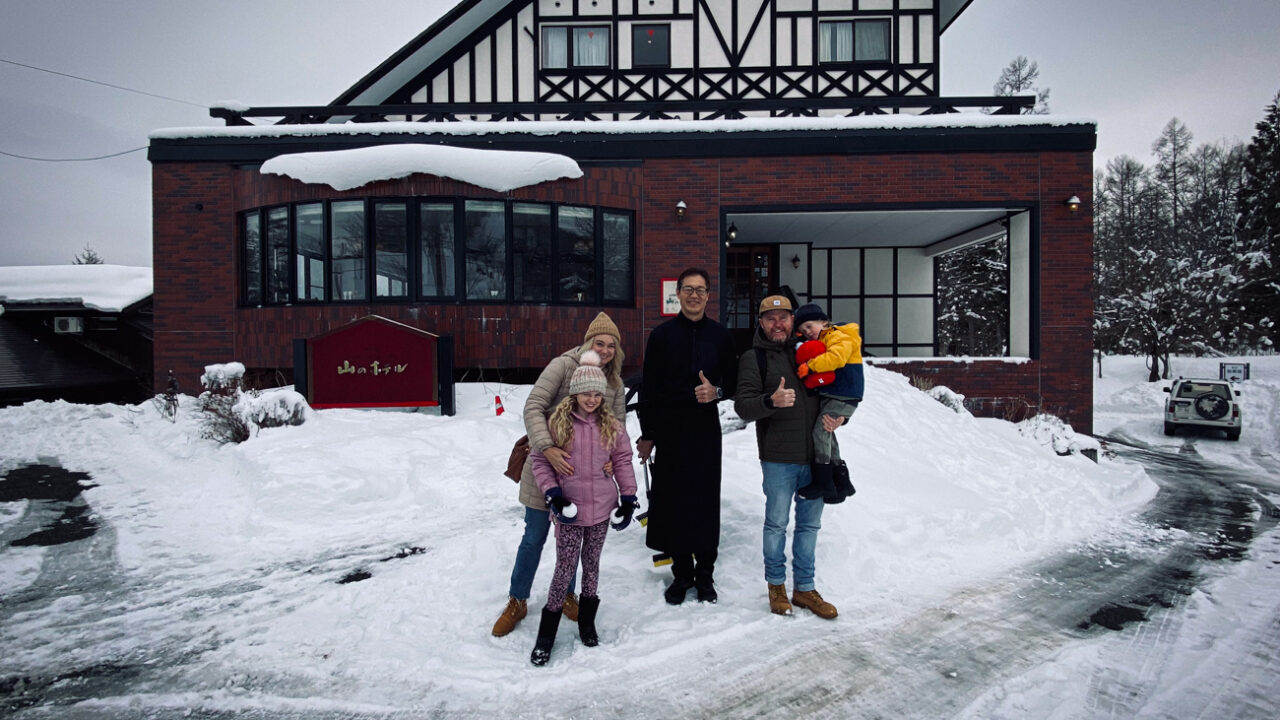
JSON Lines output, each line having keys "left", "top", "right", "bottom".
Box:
{"left": 210, "top": 95, "right": 1035, "bottom": 126}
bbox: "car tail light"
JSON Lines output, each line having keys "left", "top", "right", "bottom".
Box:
{"left": 1232, "top": 405, "right": 1239, "bottom": 419}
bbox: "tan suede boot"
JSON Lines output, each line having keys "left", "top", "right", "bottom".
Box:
{"left": 563, "top": 591, "right": 580, "bottom": 622}
{"left": 791, "top": 589, "right": 838, "bottom": 619}
{"left": 768, "top": 583, "right": 793, "bottom": 616}
{"left": 491, "top": 596, "right": 527, "bottom": 637}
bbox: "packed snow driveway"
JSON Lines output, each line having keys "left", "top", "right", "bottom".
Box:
{"left": 3, "top": 441, "right": 1275, "bottom": 719}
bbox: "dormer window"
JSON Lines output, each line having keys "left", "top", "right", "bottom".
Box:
{"left": 819, "top": 19, "right": 891, "bottom": 63}
{"left": 541, "top": 25, "right": 611, "bottom": 69}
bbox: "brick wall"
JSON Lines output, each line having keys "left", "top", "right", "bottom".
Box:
{"left": 152, "top": 147, "right": 1093, "bottom": 431}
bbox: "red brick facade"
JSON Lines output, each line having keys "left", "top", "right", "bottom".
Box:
{"left": 152, "top": 145, "right": 1094, "bottom": 432}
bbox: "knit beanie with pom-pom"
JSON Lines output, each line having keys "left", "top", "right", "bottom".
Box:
{"left": 569, "top": 350, "right": 608, "bottom": 396}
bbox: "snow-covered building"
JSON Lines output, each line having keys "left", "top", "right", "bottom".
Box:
{"left": 148, "top": 0, "right": 1095, "bottom": 430}
{"left": 0, "top": 265, "right": 153, "bottom": 405}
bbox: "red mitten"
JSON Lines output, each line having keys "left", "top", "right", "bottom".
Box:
{"left": 795, "top": 340, "right": 835, "bottom": 389}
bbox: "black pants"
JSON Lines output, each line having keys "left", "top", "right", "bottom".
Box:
{"left": 672, "top": 549, "right": 718, "bottom": 582}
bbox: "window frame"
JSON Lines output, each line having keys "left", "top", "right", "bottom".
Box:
{"left": 818, "top": 19, "right": 892, "bottom": 64}
{"left": 631, "top": 24, "right": 671, "bottom": 68}
{"left": 237, "top": 198, "right": 634, "bottom": 309}
{"left": 541, "top": 24, "right": 613, "bottom": 70}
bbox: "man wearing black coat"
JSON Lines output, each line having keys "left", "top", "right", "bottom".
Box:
{"left": 637, "top": 268, "right": 738, "bottom": 604}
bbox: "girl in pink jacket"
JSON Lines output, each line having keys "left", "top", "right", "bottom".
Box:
{"left": 529, "top": 350, "right": 639, "bottom": 666}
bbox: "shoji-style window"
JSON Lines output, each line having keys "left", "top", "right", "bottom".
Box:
{"left": 819, "top": 20, "right": 891, "bottom": 63}
{"left": 542, "top": 25, "right": 611, "bottom": 68}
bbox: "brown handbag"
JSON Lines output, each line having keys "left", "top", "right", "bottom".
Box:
{"left": 503, "top": 435, "right": 531, "bottom": 482}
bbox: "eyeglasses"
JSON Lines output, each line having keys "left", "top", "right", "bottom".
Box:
{"left": 680, "top": 286, "right": 709, "bottom": 297}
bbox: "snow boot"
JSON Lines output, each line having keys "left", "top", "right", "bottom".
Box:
{"left": 768, "top": 583, "right": 793, "bottom": 616}
{"left": 694, "top": 565, "right": 718, "bottom": 603}
{"left": 664, "top": 576, "right": 695, "bottom": 605}
{"left": 563, "top": 591, "right": 580, "bottom": 622}
{"left": 529, "top": 607, "right": 562, "bottom": 666}
{"left": 491, "top": 596, "right": 527, "bottom": 637}
{"left": 577, "top": 595, "right": 600, "bottom": 647}
{"left": 827, "top": 460, "right": 855, "bottom": 504}
{"left": 799, "top": 462, "right": 834, "bottom": 500}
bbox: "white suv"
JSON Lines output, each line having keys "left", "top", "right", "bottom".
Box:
{"left": 1162, "top": 377, "right": 1242, "bottom": 441}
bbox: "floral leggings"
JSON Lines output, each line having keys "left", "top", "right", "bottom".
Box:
{"left": 545, "top": 518, "right": 608, "bottom": 612}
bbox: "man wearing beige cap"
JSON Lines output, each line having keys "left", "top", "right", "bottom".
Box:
{"left": 734, "top": 294, "right": 840, "bottom": 619}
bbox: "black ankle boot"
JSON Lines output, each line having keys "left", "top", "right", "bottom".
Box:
{"left": 694, "top": 574, "right": 718, "bottom": 604}
{"left": 800, "top": 463, "right": 834, "bottom": 500}
{"left": 530, "top": 607, "right": 562, "bottom": 666}
{"left": 827, "top": 460, "right": 855, "bottom": 504}
{"left": 577, "top": 595, "right": 600, "bottom": 646}
{"left": 664, "top": 576, "right": 695, "bottom": 605}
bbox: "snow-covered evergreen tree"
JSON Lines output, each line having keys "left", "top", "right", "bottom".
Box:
{"left": 1235, "top": 90, "right": 1280, "bottom": 351}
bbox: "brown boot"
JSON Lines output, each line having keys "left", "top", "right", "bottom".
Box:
{"left": 491, "top": 596, "right": 527, "bottom": 637}
{"left": 791, "top": 589, "right": 838, "bottom": 619}
{"left": 768, "top": 583, "right": 793, "bottom": 616}
{"left": 562, "top": 591, "right": 580, "bottom": 622}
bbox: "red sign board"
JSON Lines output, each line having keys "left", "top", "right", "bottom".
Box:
{"left": 304, "top": 315, "right": 443, "bottom": 409}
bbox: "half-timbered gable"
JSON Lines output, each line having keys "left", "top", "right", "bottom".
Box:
{"left": 331, "top": 0, "right": 981, "bottom": 121}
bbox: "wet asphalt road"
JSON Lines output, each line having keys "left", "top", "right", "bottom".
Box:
{"left": 2, "top": 439, "right": 1278, "bottom": 718}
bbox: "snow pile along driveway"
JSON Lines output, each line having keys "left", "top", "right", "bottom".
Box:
{"left": 0, "top": 364, "right": 1153, "bottom": 716}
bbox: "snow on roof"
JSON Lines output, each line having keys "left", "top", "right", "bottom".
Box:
{"left": 259, "top": 144, "right": 583, "bottom": 192}
{"left": 151, "top": 113, "right": 1097, "bottom": 143}
{"left": 0, "top": 264, "right": 153, "bottom": 312}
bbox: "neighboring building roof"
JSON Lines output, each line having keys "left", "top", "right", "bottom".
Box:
{"left": 0, "top": 265, "right": 153, "bottom": 313}
{"left": 333, "top": 0, "right": 979, "bottom": 106}
{"left": 0, "top": 319, "right": 137, "bottom": 397}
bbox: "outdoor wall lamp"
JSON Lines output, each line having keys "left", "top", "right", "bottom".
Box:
{"left": 790, "top": 254, "right": 801, "bottom": 269}
{"left": 1065, "top": 195, "right": 1082, "bottom": 213}
{"left": 676, "top": 200, "right": 687, "bottom": 217}
{"left": 726, "top": 223, "right": 738, "bottom": 241}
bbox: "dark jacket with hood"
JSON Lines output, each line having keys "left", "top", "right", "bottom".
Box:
{"left": 735, "top": 326, "right": 821, "bottom": 465}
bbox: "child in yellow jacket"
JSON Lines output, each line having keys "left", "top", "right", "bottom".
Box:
{"left": 793, "top": 303, "right": 864, "bottom": 501}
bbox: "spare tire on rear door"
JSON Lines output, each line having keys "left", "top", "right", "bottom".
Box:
{"left": 1194, "top": 393, "right": 1229, "bottom": 420}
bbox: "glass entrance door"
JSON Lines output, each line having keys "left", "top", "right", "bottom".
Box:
{"left": 724, "top": 245, "right": 775, "bottom": 354}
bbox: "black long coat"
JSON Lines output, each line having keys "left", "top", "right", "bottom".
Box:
{"left": 638, "top": 313, "right": 738, "bottom": 554}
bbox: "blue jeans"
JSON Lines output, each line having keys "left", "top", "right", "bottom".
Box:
{"left": 508, "top": 505, "right": 576, "bottom": 600}
{"left": 761, "top": 462, "right": 824, "bottom": 592}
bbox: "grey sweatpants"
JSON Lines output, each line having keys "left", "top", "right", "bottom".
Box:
{"left": 813, "top": 396, "right": 857, "bottom": 464}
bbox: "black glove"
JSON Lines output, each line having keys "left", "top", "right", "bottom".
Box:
{"left": 611, "top": 494, "right": 640, "bottom": 531}
{"left": 545, "top": 487, "right": 577, "bottom": 524}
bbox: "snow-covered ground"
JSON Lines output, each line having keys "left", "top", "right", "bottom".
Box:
{"left": 0, "top": 355, "right": 1277, "bottom": 718}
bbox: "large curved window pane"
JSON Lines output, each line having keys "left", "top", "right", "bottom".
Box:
{"left": 558, "top": 206, "right": 594, "bottom": 303}
{"left": 602, "top": 211, "right": 632, "bottom": 302}
{"left": 331, "top": 201, "right": 367, "bottom": 301}
{"left": 419, "top": 201, "right": 455, "bottom": 297}
{"left": 466, "top": 200, "right": 506, "bottom": 300}
{"left": 375, "top": 202, "right": 408, "bottom": 299}
{"left": 241, "top": 211, "right": 262, "bottom": 305}
{"left": 513, "top": 203, "right": 552, "bottom": 301}
{"left": 266, "top": 207, "right": 290, "bottom": 304}
{"left": 295, "top": 203, "right": 325, "bottom": 301}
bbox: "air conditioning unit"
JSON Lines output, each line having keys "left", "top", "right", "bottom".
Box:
{"left": 54, "top": 316, "right": 84, "bottom": 334}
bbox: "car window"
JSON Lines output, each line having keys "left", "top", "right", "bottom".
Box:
{"left": 1176, "top": 382, "right": 1230, "bottom": 399}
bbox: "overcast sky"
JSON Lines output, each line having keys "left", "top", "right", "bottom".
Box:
{"left": 2, "top": 0, "right": 1277, "bottom": 269}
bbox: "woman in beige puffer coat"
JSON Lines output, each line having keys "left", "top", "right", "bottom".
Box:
{"left": 490, "top": 312, "right": 627, "bottom": 637}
